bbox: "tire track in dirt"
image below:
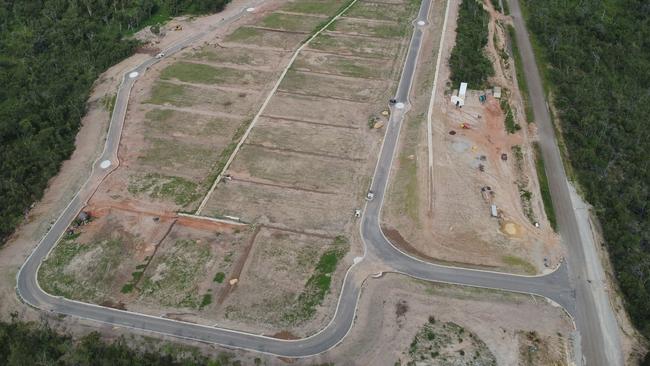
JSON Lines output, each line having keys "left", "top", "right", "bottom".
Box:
{"left": 244, "top": 142, "right": 364, "bottom": 162}
{"left": 133, "top": 219, "right": 178, "bottom": 290}
{"left": 229, "top": 177, "right": 340, "bottom": 195}
{"left": 216, "top": 225, "right": 261, "bottom": 305}
{"left": 261, "top": 114, "right": 360, "bottom": 130}
{"left": 275, "top": 89, "right": 370, "bottom": 103}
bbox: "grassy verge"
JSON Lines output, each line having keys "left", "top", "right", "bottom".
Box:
{"left": 507, "top": 24, "right": 533, "bottom": 123}
{"left": 533, "top": 143, "right": 556, "bottom": 231}
{"left": 282, "top": 235, "right": 349, "bottom": 324}
{"left": 129, "top": 173, "right": 201, "bottom": 207}
{"left": 500, "top": 99, "right": 521, "bottom": 133}
{"left": 502, "top": 255, "right": 536, "bottom": 274}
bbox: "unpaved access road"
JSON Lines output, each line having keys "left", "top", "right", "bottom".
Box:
{"left": 16, "top": 0, "right": 594, "bottom": 361}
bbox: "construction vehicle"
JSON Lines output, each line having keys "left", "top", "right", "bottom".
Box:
{"left": 366, "top": 191, "right": 375, "bottom": 201}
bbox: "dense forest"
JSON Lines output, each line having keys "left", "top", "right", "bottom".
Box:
{"left": 520, "top": 0, "right": 650, "bottom": 345}
{"left": 0, "top": 0, "right": 229, "bottom": 244}
{"left": 449, "top": 0, "right": 493, "bottom": 88}
{"left": 0, "top": 316, "right": 245, "bottom": 365}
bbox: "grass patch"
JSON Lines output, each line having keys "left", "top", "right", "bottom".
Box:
{"left": 282, "top": 236, "right": 349, "bottom": 324}
{"left": 533, "top": 143, "right": 557, "bottom": 231}
{"left": 160, "top": 62, "right": 243, "bottom": 85}
{"left": 146, "top": 82, "right": 190, "bottom": 107}
{"left": 199, "top": 294, "right": 212, "bottom": 310}
{"left": 346, "top": 1, "right": 409, "bottom": 21}
{"left": 140, "top": 137, "right": 216, "bottom": 171}
{"left": 500, "top": 99, "right": 521, "bottom": 133}
{"left": 507, "top": 24, "right": 533, "bottom": 123}
{"left": 502, "top": 255, "right": 536, "bottom": 274}
{"left": 328, "top": 17, "right": 407, "bottom": 38}
{"left": 39, "top": 237, "right": 126, "bottom": 301}
{"left": 511, "top": 145, "right": 535, "bottom": 224}
{"left": 283, "top": 1, "right": 346, "bottom": 15}
{"left": 121, "top": 283, "right": 134, "bottom": 294}
{"left": 213, "top": 272, "right": 225, "bottom": 283}
{"left": 449, "top": 0, "right": 494, "bottom": 88}
{"left": 129, "top": 173, "right": 201, "bottom": 207}
{"left": 140, "top": 239, "right": 212, "bottom": 309}
{"left": 260, "top": 12, "right": 323, "bottom": 32}
{"left": 226, "top": 27, "right": 261, "bottom": 42}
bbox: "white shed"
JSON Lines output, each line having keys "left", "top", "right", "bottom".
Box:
{"left": 451, "top": 82, "right": 469, "bottom": 107}
{"left": 493, "top": 86, "right": 502, "bottom": 99}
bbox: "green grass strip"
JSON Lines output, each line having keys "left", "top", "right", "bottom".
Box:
{"left": 507, "top": 24, "right": 534, "bottom": 123}
{"left": 533, "top": 143, "right": 556, "bottom": 231}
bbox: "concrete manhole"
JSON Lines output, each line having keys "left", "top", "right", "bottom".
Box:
{"left": 100, "top": 160, "right": 112, "bottom": 169}
{"left": 129, "top": 71, "right": 139, "bottom": 78}
{"left": 395, "top": 102, "right": 405, "bottom": 109}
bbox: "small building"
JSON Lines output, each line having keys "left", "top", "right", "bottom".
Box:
{"left": 493, "top": 86, "right": 502, "bottom": 99}
{"left": 490, "top": 204, "right": 498, "bottom": 217}
{"left": 451, "top": 82, "right": 468, "bottom": 107}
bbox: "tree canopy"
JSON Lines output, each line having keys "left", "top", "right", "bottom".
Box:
{"left": 521, "top": 0, "right": 650, "bottom": 342}
{"left": 0, "top": 316, "right": 242, "bottom": 365}
{"left": 0, "top": 0, "right": 228, "bottom": 243}
{"left": 449, "top": 0, "right": 494, "bottom": 88}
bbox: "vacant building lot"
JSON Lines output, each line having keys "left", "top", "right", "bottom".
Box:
{"left": 304, "top": 274, "right": 573, "bottom": 365}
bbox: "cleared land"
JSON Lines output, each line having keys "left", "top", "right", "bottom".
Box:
{"left": 382, "top": 0, "right": 563, "bottom": 274}
{"left": 39, "top": 0, "right": 420, "bottom": 336}
{"left": 202, "top": 0, "right": 421, "bottom": 239}
{"left": 197, "top": 0, "right": 420, "bottom": 332}
{"left": 303, "top": 274, "right": 573, "bottom": 365}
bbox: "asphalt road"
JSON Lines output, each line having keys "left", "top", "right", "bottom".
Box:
{"left": 15, "top": 0, "right": 611, "bottom": 362}
{"left": 507, "top": 0, "right": 622, "bottom": 364}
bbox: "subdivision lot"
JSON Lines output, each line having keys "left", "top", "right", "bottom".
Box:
{"left": 135, "top": 222, "right": 253, "bottom": 311}
{"left": 345, "top": 0, "right": 414, "bottom": 22}
{"left": 247, "top": 116, "right": 369, "bottom": 159}
{"left": 203, "top": 181, "right": 355, "bottom": 234}
{"left": 258, "top": 12, "right": 326, "bottom": 33}
{"left": 224, "top": 27, "right": 306, "bottom": 50}
{"left": 279, "top": 70, "right": 389, "bottom": 102}
{"left": 329, "top": 16, "right": 409, "bottom": 38}
{"left": 146, "top": 81, "right": 261, "bottom": 114}
{"left": 220, "top": 228, "right": 349, "bottom": 335}
{"left": 229, "top": 144, "right": 360, "bottom": 192}
{"left": 187, "top": 46, "right": 287, "bottom": 69}
{"left": 306, "top": 274, "right": 573, "bottom": 365}
{"left": 262, "top": 93, "right": 373, "bottom": 128}
{"left": 292, "top": 50, "right": 394, "bottom": 79}
{"left": 308, "top": 32, "right": 401, "bottom": 59}
{"left": 160, "top": 61, "right": 274, "bottom": 87}
{"left": 282, "top": 0, "right": 347, "bottom": 15}
{"left": 39, "top": 208, "right": 173, "bottom": 306}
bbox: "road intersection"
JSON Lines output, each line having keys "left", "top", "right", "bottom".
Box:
{"left": 15, "top": 0, "right": 618, "bottom": 364}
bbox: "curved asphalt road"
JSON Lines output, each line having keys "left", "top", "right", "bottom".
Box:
{"left": 16, "top": 0, "right": 602, "bottom": 361}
